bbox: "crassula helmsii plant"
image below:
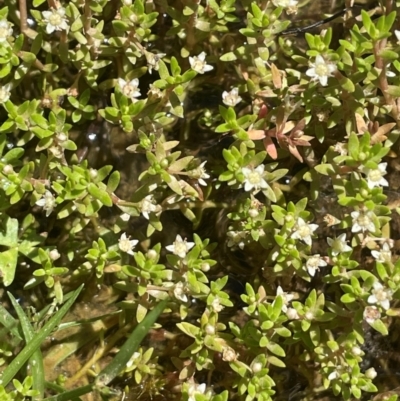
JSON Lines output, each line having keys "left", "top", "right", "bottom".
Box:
{"left": 1, "top": 0, "right": 400, "bottom": 400}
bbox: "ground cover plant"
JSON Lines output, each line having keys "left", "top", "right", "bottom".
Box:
{"left": 1, "top": 0, "right": 400, "bottom": 400}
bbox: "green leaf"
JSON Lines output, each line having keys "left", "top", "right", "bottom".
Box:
{"left": 169, "top": 156, "right": 194, "bottom": 172}
{"left": 3, "top": 147, "right": 24, "bottom": 163}
{"left": 379, "top": 49, "right": 398, "bottom": 61}
{"left": 266, "top": 341, "right": 285, "bottom": 357}
{"left": 340, "top": 293, "right": 356, "bottom": 303}
{"left": 0, "top": 302, "right": 22, "bottom": 341}
{"left": 305, "top": 33, "right": 315, "bottom": 49}
{"left": 267, "top": 355, "right": 285, "bottom": 368}
{"left": 30, "top": 113, "right": 49, "bottom": 128}
{"left": 166, "top": 176, "right": 183, "bottom": 195}
{"left": 220, "top": 52, "right": 237, "bottom": 61}
{"left": 107, "top": 171, "right": 120, "bottom": 193}
{"left": 157, "top": 59, "right": 170, "bottom": 80}
{"left": 386, "top": 86, "right": 400, "bottom": 97}
{"left": 262, "top": 185, "right": 277, "bottom": 203}
{"left": 19, "top": 51, "right": 36, "bottom": 63}
{"left": 314, "top": 163, "right": 335, "bottom": 175}
{"left": 369, "top": 318, "right": 388, "bottom": 335}
{"left": 339, "top": 76, "right": 355, "bottom": 92}
{"left": 348, "top": 132, "right": 359, "bottom": 160}
{"left": 170, "top": 56, "right": 181, "bottom": 76}
{"left": 270, "top": 295, "right": 283, "bottom": 321}
{"left": 0, "top": 247, "right": 18, "bottom": 286}
{"left": 222, "top": 149, "right": 236, "bottom": 165}
{"left": 87, "top": 183, "right": 113, "bottom": 207}
{"left": 0, "top": 215, "right": 19, "bottom": 246}
{"left": 274, "top": 327, "right": 291, "bottom": 337}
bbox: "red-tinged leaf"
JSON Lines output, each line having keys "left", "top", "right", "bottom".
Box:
{"left": 371, "top": 122, "right": 396, "bottom": 144}
{"left": 355, "top": 113, "right": 368, "bottom": 135}
{"left": 292, "top": 118, "right": 306, "bottom": 134}
{"left": 295, "top": 139, "right": 312, "bottom": 147}
{"left": 289, "top": 144, "right": 303, "bottom": 162}
{"left": 263, "top": 137, "right": 278, "bottom": 159}
{"left": 257, "top": 103, "right": 268, "bottom": 119}
{"left": 247, "top": 129, "right": 265, "bottom": 140}
{"left": 281, "top": 121, "right": 296, "bottom": 134}
{"left": 270, "top": 63, "right": 282, "bottom": 89}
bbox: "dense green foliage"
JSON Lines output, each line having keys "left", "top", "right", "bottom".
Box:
{"left": 1, "top": 0, "right": 400, "bottom": 400}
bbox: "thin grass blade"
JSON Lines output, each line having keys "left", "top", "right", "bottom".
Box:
{"left": 42, "top": 299, "right": 167, "bottom": 401}
{"left": 1, "top": 284, "right": 83, "bottom": 387}
{"left": 8, "top": 293, "right": 45, "bottom": 399}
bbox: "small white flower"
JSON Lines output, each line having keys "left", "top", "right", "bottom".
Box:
{"left": 211, "top": 296, "right": 224, "bottom": 313}
{"left": 126, "top": 351, "right": 141, "bottom": 370}
{"left": 140, "top": 195, "right": 160, "bottom": 220}
{"left": 118, "top": 78, "right": 141, "bottom": 100}
{"left": 120, "top": 213, "right": 131, "bottom": 222}
{"left": 351, "top": 346, "right": 363, "bottom": 357}
{"left": 166, "top": 234, "right": 195, "bottom": 258}
{"left": 0, "top": 19, "right": 13, "bottom": 42}
{"left": 146, "top": 52, "right": 166, "bottom": 74}
{"left": 371, "top": 242, "right": 392, "bottom": 264}
{"left": 146, "top": 249, "right": 158, "bottom": 260}
{"left": 189, "top": 52, "right": 213, "bottom": 74}
{"left": 362, "top": 163, "right": 389, "bottom": 189}
{"left": 201, "top": 262, "right": 210, "bottom": 272}
{"left": 188, "top": 161, "right": 210, "bottom": 186}
{"left": 351, "top": 209, "right": 376, "bottom": 233}
{"left": 118, "top": 232, "right": 139, "bottom": 255}
{"left": 363, "top": 305, "right": 381, "bottom": 325}
{"left": 42, "top": 8, "right": 69, "bottom": 34}
{"left": 35, "top": 190, "right": 56, "bottom": 217}
{"left": 286, "top": 307, "right": 300, "bottom": 320}
{"left": 252, "top": 362, "right": 263, "bottom": 373}
{"left": 241, "top": 164, "right": 269, "bottom": 193}
{"left": 272, "top": 0, "right": 298, "bottom": 6}
{"left": 222, "top": 346, "right": 237, "bottom": 362}
{"left": 147, "top": 84, "right": 162, "bottom": 98}
{"left": 305, "top": 254, "right": 327, "bottom": 277}
{"left": 327, "top": 233, "right": 352, "bottom": 255}
{"left": 48, "top": 144, "right": 64, "bottom": 159}
{"left": 333, "top": 142, "right": 348, "bottom": 156}
{"left": 226, "top": 231, "right": 247, "bottom": 250}
{"left": 57, "top": 132, "right": 68, "bottom": 143}
{"left": 49, "top": 249, "right": 60, "bottom": 261}
{"left": 386, "top": 64, "right": 396, "bottom": 78}
{"left": 0, "top": 83, "right": 11, "bottom": 103}
{"left": 187, "top": 382, "right": 207, "bottom": 401}
{"left": 291, "top": 217, "right": 318, "bottom": 246}
{"left": 368, "top": 281, "right": 393, "bottom": 310}
{"left": 395, "top": 30, "right": 400, "bottom": 44}
{"left": 174, "top": 281, "right": 188, "bottom": 302}
{"left": 365, "top": 367, "right": 377, "bottom": 380}
{"left": 328, "top": 371, "right": 339, "bottom": 381}
{"left": 276, "top": 286, "right": 294, "bottom": 313}
{"left": 2, "top": 164, "right": 13, "bottom": 174}
{"left": 272, "top": 0, "right": 298, "bottom": 13}
{"left": 248, "top": 208, "right": 259, "bottom": 218}
{"left": 323, "top": 214, "right": 341, "bottom": 227}
{"left": 306, "top": 55, "right": 337, "bottom": 86}
{"left": 205, "top": 324, "right": 215, "bottom": 335}
{"left": 222, "top": 88, "right": 242, "bottom": 107}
